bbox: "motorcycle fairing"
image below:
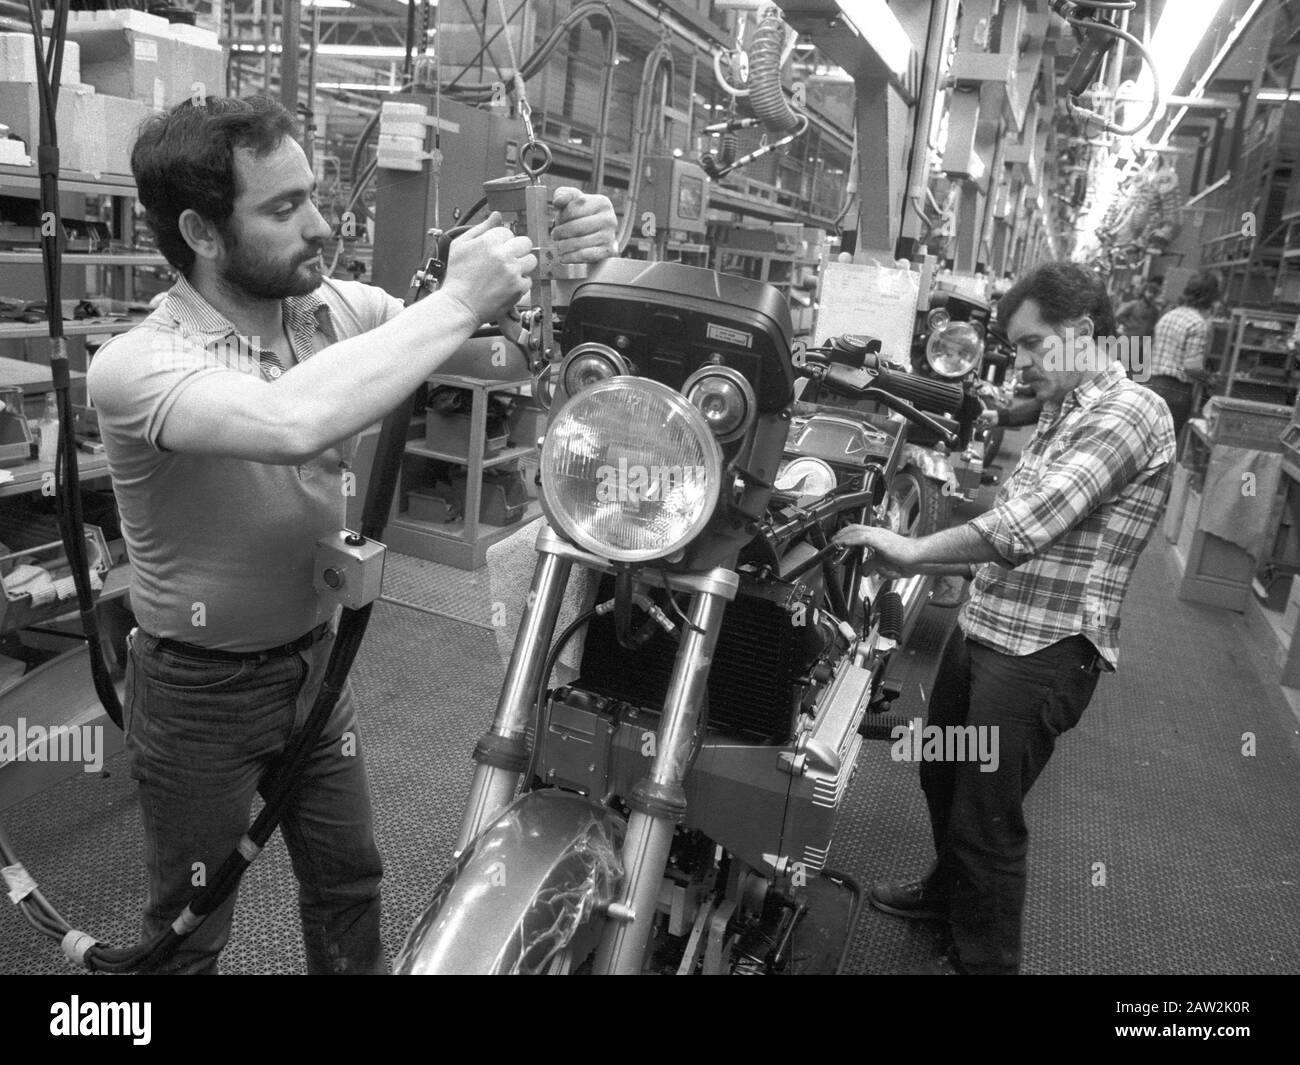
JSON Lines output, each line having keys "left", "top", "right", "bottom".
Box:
{"left": 561, "top": 258, "right": 795, "bottom": 413}
{"left": 395, "top": 790, "right": 624, "bottom": 975}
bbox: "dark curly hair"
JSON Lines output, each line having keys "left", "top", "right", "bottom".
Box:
{"left": 1180, "top": 271, "right": 1221, "bottom": 310}
{"left": 130, "top": 96, "right": 297, "bottom": 277}
{"left": 997, "top": 260, "right": 1117, "bottom": 339}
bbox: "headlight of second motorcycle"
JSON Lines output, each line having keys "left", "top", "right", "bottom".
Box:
{"left": 540, "top": 377, "right": 723, "bottom": 562}
{"left": 926, "top": 321, "right": 984, "bottom": 378}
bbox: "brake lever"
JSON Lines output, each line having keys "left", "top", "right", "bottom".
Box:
{"left": 857, "top": 388, "right": 960, "bottom": 448}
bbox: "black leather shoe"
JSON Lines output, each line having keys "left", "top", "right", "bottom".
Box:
{"left": 868, "top": 877, "right": 948, "bottom": 920}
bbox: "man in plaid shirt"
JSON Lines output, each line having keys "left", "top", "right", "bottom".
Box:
{"left": 835, "top": 262, "right": 1175, "bottom": 974}
{"left": 1147, "top": 271, "right": 1220, "bottom": 442}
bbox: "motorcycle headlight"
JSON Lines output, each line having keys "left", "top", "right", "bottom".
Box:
{"left": 926, "top": 322, "right": 983, "bottom": 377}
{"left": 926, "top": 307, "right": 951, "bottom": 331}
{"left": 540, "top": 378, "right": 723, "bottom": 562}
{"left": 560, "top": 343, "right": 630, "bottom": 397}
{"left": 683, "top": 366, "right": 755, "bottom": 443}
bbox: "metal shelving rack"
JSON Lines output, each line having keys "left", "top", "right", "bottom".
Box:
{"left": 1217, "top": 307, "right": 1299, "bottom": 406}
{"left": 0, "top": 164, "right": 142, "bottom": 656}
{"left": 0, "top": 164, "right": 159, "bottom": 352}
{"left": 383, "top": 373, "right": 541, "bottom": 570}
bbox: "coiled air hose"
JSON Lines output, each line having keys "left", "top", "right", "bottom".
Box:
{"left": 747, "top": 8, "right": 800, "bottom": 135}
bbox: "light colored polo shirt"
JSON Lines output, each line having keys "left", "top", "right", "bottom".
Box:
{"left": 88, "top": 275, "right": 402, "bottom": 650}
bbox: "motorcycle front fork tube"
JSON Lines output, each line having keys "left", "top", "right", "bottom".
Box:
{"left": 594, "top": 588, "right": 728, "bottom": 976}
{"left": 455, "top": 551, "right": 573, "bottom": 856}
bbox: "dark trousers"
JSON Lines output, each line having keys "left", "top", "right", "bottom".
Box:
{"left": 1146, "top": 375, "right": 1194, "bottom": 442}
{"left": 124, "top": 628, "right": 385, "bottom": 974}
{"left": 921, "top": 628, "right": 1102, "bottom": 974}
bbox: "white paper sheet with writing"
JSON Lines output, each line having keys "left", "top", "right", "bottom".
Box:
{"left": 814, "top": 263, "right": 920, "bottom": 365}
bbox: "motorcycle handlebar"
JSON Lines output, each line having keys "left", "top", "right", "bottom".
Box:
{"left": 824, "top": 359, "right": 966, "bottom": 417}
{"left": 765, "top": 488, "right": 876, "bottom": 542}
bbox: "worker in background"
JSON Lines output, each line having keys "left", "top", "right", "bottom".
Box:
{"left": 1115, "top": 276, "right": 1164, "bottom": 340}
{"left": 87, "top": 95, "right": 618, "bottom": 974}
{"left": 1147, "top": 271, "right": 1221, "bottom": 444}
{"left": 834, "top": 262, "right": 1175, "bottom": 975}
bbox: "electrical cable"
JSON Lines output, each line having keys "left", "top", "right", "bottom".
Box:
{"left": 524, "top": 607, "right": 599, "bottom": 787}
{"left": 615, "top": 40, "right": 675, "bottom": 252}
{"left": 714, "top": 50, "right": 749, "bottom": 97}
{"left": 20, "top": 0, "right": 122, "bottom": 733}
{"left": 1057, "top": 7, "right": 1160, "bottom": 136}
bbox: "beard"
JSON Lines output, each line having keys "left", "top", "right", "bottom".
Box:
{"left": 218, "top": 228, "right": 324, "bottom": 301}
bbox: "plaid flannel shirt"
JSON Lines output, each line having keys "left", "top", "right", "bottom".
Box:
{"left": 1149, "top": 305, "right": 1208, "bottom": 384}
{"left": 960, "top": 362, "right": 1176, "bottom": 668}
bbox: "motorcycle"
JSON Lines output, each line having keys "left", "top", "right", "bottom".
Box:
{"left": 908, "top": 284, "right": 1014, "bottom": 490}
{"left": 395, "top": 259, "right": 977, "bottom": 975}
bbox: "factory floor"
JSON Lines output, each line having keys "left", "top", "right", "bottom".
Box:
{"left": 1, "top": 430, "right": 1298, "bottom": 976}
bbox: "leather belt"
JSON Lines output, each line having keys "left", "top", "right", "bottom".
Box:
{"left": 147, "top": 622, "right": 330, "bottom": 663}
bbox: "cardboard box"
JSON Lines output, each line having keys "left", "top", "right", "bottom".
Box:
{"left": 0, "top": 33, "right": 80, "bottom": 85}
{"left": 165, "top": 36, "right": 225, "bottom": 108}
{"left": 66, "top": 22, "right": 171, "bottom": 109}
{"left": 101, "top": 95, "right": 152, "bottom": 175}
{"left": 56, "top": 15, "right": 225, "bottom": 111}
{"left": 0, "top": 81, "right": 106, "bottom": 176}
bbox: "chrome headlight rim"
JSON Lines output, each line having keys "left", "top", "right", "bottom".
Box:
{"left": 682, "top": 364, "right": 757, "bottom": 444}
{"left": 559, "top": 342, "right": 631, "bottom": 398}
{"left": 926, "top": 321, "right": 984, "bottom": 378}
{"left": 540, "top": 377, "right": 724, "bottom": 564}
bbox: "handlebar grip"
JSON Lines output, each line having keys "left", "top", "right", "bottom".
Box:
{"left": 869, "top": 365, "right": 966, "bottom": 416}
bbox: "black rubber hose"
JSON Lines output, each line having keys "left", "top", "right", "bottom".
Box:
{"left": 876, "top": 590, "right": 904, "bottom": 641}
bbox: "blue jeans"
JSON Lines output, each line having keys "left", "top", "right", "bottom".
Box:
{"left": 920, "top": 629, "right": 1102, "bottom": 974}
{"left": 123, "top": 628, "right": 385, "bottom": 974}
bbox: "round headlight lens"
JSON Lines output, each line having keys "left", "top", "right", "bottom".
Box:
{"left": 560, "top": 343, "right": 629, "bottom": 397}
{"left": 926, "top": 307, "right": 951, "bottom": 331}
{"left": 540, "top": 378, "right": 722, "bottom": 562}
{"left": 683, "top": 366, "right": 755, "bottom": 442}
{"left": 926, "top": 322, "right": 983, "bottom": 377}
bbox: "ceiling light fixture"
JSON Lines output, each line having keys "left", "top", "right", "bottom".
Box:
{"left": 833, "top": 0, "right": 913, "bottom": 79}
{"left": 1127, "top": 0, "right": 1229, "bottom": 136}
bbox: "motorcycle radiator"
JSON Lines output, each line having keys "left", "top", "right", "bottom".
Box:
{"left": 576, "top": 576, "right": 810, "bottom": 742}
